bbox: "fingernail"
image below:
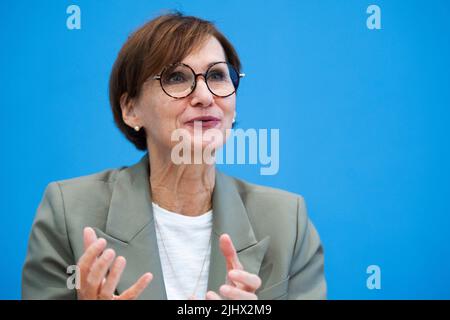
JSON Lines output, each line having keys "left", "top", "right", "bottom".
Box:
{"left": 104, "top": 249, "right": 114, "bottom": 259}
{"left": 220, "top": 285, "right": 231, "bottom": 294}
{"left": 229, "top": 270, "right": 239, "bottom": 278}
{"left": 116, "top": 256, "right": 126, "bottom": 266}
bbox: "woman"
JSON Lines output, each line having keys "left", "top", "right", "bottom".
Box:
{"left": 22, "top": 12, "right": 326, "bottom": 300}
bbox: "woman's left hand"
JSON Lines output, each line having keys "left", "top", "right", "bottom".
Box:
{"left": 205, "top": 234, "right": 262, "bottom": 300}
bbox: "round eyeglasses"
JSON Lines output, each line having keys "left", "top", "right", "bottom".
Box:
{"left": 152, "top": 61, "right": 245, "bottom": 99}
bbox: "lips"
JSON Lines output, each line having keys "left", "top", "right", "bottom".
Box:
{"left": 184, "top": 116, "right": 222, "bottom": 129}
{"left": 185, "top": 116, "right": 221, "bottom": 124}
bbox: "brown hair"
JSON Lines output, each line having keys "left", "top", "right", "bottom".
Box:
{"left": 109, "top": 12, "right": 242, "bottom": 151}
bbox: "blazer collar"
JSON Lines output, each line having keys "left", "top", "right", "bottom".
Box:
{"left": 94, "top": 153, "right": 269, "bottom": 299}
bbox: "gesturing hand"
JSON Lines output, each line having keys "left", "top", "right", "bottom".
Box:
{"left": 206, "top": 234, "right": 262, "bottom": 300}
{"left": 76, "top": 227, "right": 153, "bottom": 300}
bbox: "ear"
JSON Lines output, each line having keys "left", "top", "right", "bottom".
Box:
{"left": 120, "top": 93, "right": 140, "bottom": 128}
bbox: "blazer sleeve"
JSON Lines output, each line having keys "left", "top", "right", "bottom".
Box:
{"left": 22, "top": 182, "right": 77, "bottom": 300}
{"left": 287, "top": 196, "right": 327, "bottom": 300}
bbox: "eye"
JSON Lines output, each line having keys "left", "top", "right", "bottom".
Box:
{"left": 165, "top": 71, "right": 187, "bottom": 84}
{"left": 207, "top": 70, "right": 226, "bottom": 81}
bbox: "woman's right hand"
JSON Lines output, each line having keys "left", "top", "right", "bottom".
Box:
{"left": 76, "top": 227, "right": 153, "bottom": 300}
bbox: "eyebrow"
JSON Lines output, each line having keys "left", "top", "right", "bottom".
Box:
{"left": 206, "top": 61, "right": 225, "bottom": 68}
{"left": 184, "top": 61, "right": 227, "bottom": 71}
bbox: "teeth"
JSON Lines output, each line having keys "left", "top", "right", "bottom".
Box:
{"left": 188, "top": 119, "right": 217, "bottom": 123}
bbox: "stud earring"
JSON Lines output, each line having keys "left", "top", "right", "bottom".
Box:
{"left": 134, "top": 126, "right": 140, "bottom": 132}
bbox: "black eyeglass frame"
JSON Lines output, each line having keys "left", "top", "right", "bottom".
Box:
{"left": 152, "top": 61, "right": 245, "bottom": 99}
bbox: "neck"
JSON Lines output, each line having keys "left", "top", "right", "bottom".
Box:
{"left": 147, "top": 145, "right": 215, "bottom": 217}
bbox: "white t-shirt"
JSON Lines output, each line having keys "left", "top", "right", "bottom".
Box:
{"left": 152, "top": 202, "right": 213, "bottom": 300}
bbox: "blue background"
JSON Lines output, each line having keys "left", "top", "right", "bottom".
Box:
{"left": 1, "top": 0, "right": 449, "bottom": 299}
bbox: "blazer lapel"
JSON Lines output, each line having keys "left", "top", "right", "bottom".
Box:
{"left": 94, "top": 153, "right": 166, "bottom": 300}
{"left": 207, "top": 170, "right": 270, "bottom": 293}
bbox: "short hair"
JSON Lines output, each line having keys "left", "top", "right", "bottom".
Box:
{"left": 109, "top": 12, "right": 242, "bottom": 151}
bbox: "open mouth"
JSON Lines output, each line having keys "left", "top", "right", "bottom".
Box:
{"left": 185, "top": 116, "right": 221, "bottom": 128}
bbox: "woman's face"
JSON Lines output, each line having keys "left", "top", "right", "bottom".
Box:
{"left": 129, "top": 36, "right": 236, "bottom": 157}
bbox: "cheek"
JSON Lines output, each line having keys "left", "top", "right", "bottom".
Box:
{"left": 141, "top": 91, "right": 182, "bottom": 126}
{"left": 217, "top": 94, "right": 235, "bottom": 110}
{"left": 145, "top": 99, "right": 188, "bottom": 143}
{"left": 220, "top": 97, "right": 236, "bottom": 121}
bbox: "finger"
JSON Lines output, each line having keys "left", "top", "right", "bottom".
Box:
{"left": 205, "top": 291, "right": 223, "bottom": 300}
{"left": 118, "top": 273, "right": 153, "bottom": 300}
{"left": 86, "top": 249, "right": 116, "bottom": 296}
{"left": 98, "top": 256, "right": 126, "bottom": 299}
{"left": 83, "top": 227, "right": 98, "bottom": 251}
{"left": 228, "top": 269, "right": 262, "bottom": 292}
{"left": 219, "top": 234, "right": 243, "bottom": 272}
{"left": 78, "top": 238, "right": 107, "bottom": 277}
{"left": 219, "top": 285, "right": 258, "bottom": 300}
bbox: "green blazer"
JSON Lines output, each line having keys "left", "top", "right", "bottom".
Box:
{"left": 22, "top": 153, "right": 326, "bottom": 300}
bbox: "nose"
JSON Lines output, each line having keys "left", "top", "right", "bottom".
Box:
{"left": 189, "top": 76, "right": 214, "bottom": 108}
